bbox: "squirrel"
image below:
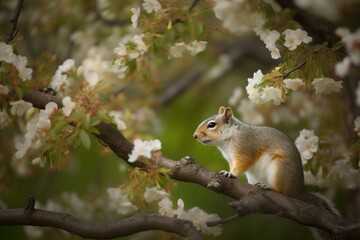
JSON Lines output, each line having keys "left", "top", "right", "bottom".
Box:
{"left": 193, "top": 106, "right": 339, "bottom": 240}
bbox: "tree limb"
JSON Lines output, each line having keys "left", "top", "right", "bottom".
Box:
{"left": 0, "top": 205, "right": 203, "bottom": 239}
{"left": 21, "top": 90, "right": 360, "bottom": 240}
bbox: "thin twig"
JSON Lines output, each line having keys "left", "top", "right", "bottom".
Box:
{"left": 5, "top": 0, "right": 24, "bottom": 43}
{"left": 189, "top": 0, "right": 201, "bottom": 12}
{"left": 282, "top": 61, "right": 306, "bottom": 79}
{"left": 206, "top": 214, "right": 240, "bottom": 227}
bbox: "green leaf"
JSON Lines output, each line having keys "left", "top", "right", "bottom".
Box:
{"left": 83, "top": 114, "right": 91, "bottom": 130}
{"left": 90, "top": 116, "right": 102, "bottom": 127}
{"left": 50, "top": 121, "right": 68, "bottom": 139}
{"left": 192, "top": 22, "right": 204, "bottom": 38}
{"left": 79, "top": 129, "right": 91, "bottom": 149}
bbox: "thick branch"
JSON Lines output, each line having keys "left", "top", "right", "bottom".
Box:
{"left": 0, "top": 208, "right": 203, "bottom": 240}
{"left": 21, "top": 90, "right": 360, "bottom": 239}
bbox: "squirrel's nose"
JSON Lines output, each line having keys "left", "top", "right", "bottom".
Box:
{"left": 193, "top": 133, "right": 198, "bottom": 139}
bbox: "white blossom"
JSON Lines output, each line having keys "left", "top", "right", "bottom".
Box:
{"left": 158, "top": 197, "right": 185, "bottom": 218}
{"left": 109, "top": 111, "right": 127, "bottom": 130}
{"left": 335, "top": 57, "right": 351, "bottom": 78}
{"left": 186, "top": 41, "right": 207, "bottom": 55}
{"left": 228, "top": 87, "right": 243, "bottom": 106}
{"left": 312, "top": 78, "right": 343, "bottom": 95}
{"left": 283, "top": 78, "right": 305, "bottom": 91}
{"left": 255, "top": 28, "right": 281, "bottom": 59}
{"left": 107, "top": 188, "right": 138, "bottom": 215}
{"left": 58, "top": 59, "right": 75, "bottom": 73}
{"left": 295, "top": 129, "right": 319, "bottom": 165}
{"left": 144, "top": 187, "right": 169, "bottom": 203}
{"left": 84, "top": 71, "right": 100, "bottom": 86}
{"left": 62, "top": 96, "right": 76, "bottom": 116}
{"left": 246, "top": 69, "right": 265, "bottom": 104}
{"left": 37, "top": 102, "right": 58, "bottom": 129}
{"left": 131, "top": 7, "right": 141, "bottom": 28}
{"left": 50, "top": 59, "right": 76, "bottom": 93}
{"left": 283, "top": 29, "right": 312, "bottom": 50}
{"left": 133, "top": 35, "right": 147, "bottom": 53}
{"left": 0, "top": 42, "right": 32, "bottom": 81}
{"left": 168, "top": 42, "right": 188, "bottom": 59}
{"left": 12, "top": 55, "right": 32, "bottom": 81}
{"left": 10, "top": 100, "right": 33, "bottom": 116}
{"left": 0, "top": 42, "right": 14, "bottom": 63}
{"left": 114, "top": 43, "right": 127, "bottom": 56}
{"left": 158, "top": 197, "right": 174, "bottom": 217}
{"left": 261, "top": 86, "right": 283, "bottom": 105}
{"left": 0, "top": 111, "right": 11, "bottom": 129}
{"left": 183, "top": 207, "right": 222, "bottom": 236}
{"left": 338, "top": 28, "right": 360, "bottom": 66}
{"left": 128, "top": 139, "right": 161, "bottom": 162}
{"left": 169, "top": 41, "right": 207, "bottom": 59}
{"left": 142, "top": 0, "right": 161, "bottom": 14}
{"left": 32, "top": 157, "right": 45, "bottom": 167}
{"left": 15, "top": 139, "right": 32, "bottom": 159}
{"left": 0, "top": 84, "right": 9, "bottom": 95}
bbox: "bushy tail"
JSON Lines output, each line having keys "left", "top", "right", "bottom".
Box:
{"left": 303, "top": 192, "right": 340, "bottom": 240}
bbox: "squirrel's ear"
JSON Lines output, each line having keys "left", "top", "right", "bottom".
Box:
{"left": 224, "top": 107, "right": 233, "bottom": 123}
{"left": 218, "top": 106, "right": 226, "bottom": 114}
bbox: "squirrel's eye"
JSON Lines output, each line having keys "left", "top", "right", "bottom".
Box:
{"left": 207, "top": 121, "right": 217, "bottom": 129}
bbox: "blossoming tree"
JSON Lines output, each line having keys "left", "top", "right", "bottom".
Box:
{"left": 0, "top": 0, "right": 360, "bottom": 239}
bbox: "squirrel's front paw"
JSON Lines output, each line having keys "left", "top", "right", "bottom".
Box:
{"left": 219, "top": 170, "right": 236, "bottom": 179}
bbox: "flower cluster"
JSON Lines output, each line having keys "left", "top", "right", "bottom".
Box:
{"left": 50, "top": 59, "right": 75, "bottom": 95}
{"left": 142, "top": 0, "right": 162, "bottom": 14}
{"left": 14, "top": 102, "right": 58, "bottom": 160}
{"left": 128, "top": 139, "right": 161, "bottom": 163}
{"left": 168, "top": 41, "right": 207, "bottom": 59}
{"left": 246, "top": 68, "right": 342, "bottom": 105}
{"left": 312, "top": 77, "right": 343, "bottom": 95}
{"left": 255, "top": 28, "right": 312, "bottom": 59}
{"left": 158, "top": 197, "right": 222, "bottom": 237}
{"left": 254, "top": 28, "right": 281, "bottom": 59}
{"left": 283, "top": 29, "right": 312, "bottom": 50}
{"left": 335, "top": 28, "right": 360, "bottom": 77}
{"left": 295, "top": 129, "right": 319, "bottom": 165}
{"left": 113, "top": 35, "right": 148, "bottom": 73}
{"left": 0, "top": 42, "right": 32, "bottom": 81}
{"left": 246, "top": 70, "right": 284, "bottom": 105}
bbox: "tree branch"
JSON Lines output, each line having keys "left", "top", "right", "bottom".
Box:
{"left": 0, "top": 208, "right": 203, "bottom": 240}
{"left": 20, "top": 91, "right": 360, "bottom": 240}
{"left": 5, "top": 0, "right": 24, "bottom": 43}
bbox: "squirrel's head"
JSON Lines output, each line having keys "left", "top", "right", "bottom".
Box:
{"left": 193, "top": 106, "right": 234, "bottom": 146}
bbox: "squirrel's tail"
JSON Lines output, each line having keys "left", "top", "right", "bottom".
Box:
{"left": 302, "top": 192, "right": 340, "bottom": 240}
